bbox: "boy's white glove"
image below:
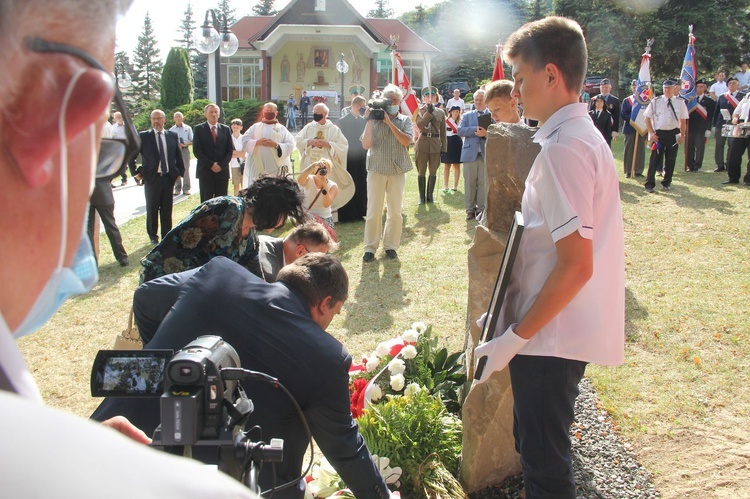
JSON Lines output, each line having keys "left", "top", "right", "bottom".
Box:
{"left": 473, "top": 324, "right": 528, "bottom": 384}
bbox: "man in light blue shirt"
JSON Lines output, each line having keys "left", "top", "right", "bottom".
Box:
{"left": 169, "top": 111, "right": 193, "bottom": 196}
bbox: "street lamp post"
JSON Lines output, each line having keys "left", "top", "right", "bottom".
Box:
{"left": 336, "top": 53, "right": 349, "bottom": 114}
{"left": 194, "top": 9, "right": 239, "bottom": 123}
{"left": 114, "top": 66, "right": 132, "bottom": 89}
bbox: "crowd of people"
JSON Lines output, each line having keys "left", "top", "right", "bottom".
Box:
{"left": 12, "top": 0, "right": 715, "bottom": 495}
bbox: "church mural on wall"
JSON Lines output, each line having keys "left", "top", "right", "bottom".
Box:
{"left": 214, "top": 0, "right": 439, "bottom": 113}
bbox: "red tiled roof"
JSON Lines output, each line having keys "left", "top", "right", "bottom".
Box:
{"left": 230, "top": 13, "right": 439, "bottom": 53}
{"left": 364, "top": 19, "right": 439, "bottom": 53}
{"left": 230, "top": 16, "right": 275, "bottom": 48}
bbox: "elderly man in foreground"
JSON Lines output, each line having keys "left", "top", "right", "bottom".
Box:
{"left": 0, "top": 0, "right": 257, "bottom": 496}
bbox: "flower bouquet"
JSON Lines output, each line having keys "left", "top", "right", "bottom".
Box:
{"left": 312, "top": 95, "right": 328, "bottom": 103}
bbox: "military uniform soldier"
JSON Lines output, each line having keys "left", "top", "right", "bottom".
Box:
{"left": 415, "top": 86, "right": 447, "bottom": 203}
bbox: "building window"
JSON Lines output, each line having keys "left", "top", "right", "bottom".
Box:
{"left": 221, "top": 57, "right": 261, "bottom": 101}
{"left": 377, "top": 57, "right": 423, "bottom": 90}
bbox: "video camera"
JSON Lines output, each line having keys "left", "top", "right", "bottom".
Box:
{"left": 91, "top": 336, "right": 283, "bottom": 493}
{"left": 368, "top": 97, "right": 390, "bottom": 121}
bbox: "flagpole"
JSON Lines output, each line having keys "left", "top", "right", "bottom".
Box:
{"left": 631, "top": 132, "right": 639, "bottom": 178}
{"left": 683, "top": 25, "right": 695, "bottom": 171}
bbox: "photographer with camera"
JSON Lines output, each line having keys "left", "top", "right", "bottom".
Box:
{"left": 0, "top": 0, "right": 256, "bottom": 497}
{"left": 93, "top": 254, "right": 394, "bottom": 498}
{"left": 361, "top": 84, "right": 414, "bottom": 262}
{"left": 297, "top": 158, "right": 339, "bottom": 228}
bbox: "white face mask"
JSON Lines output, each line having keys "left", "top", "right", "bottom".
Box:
{"left": 12, "top": 68, "right": 99, "bottom": 338}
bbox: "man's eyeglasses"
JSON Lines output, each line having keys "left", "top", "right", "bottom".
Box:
{"left": 26, "top": 38, "right": 141, "bottom": 179}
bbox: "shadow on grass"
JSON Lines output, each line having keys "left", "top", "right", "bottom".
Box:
{"left": 625, "top": 286, "right": 648, "bottom": 342}
{"left": 344, "top": 256, "right": 405, "bottom": 337}
{"left": 619, "top": 174, "right": 736, "bottom": 215}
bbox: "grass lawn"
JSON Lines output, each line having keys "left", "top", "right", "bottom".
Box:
{"left": 18, "top": 134, "right": 750, "bottom": 496}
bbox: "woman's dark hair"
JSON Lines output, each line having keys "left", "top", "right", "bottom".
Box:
{"left": 240, "top": 175, "right": 305, "bottom": 231}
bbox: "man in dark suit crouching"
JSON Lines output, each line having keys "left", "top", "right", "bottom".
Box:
{"left": 91, "top": 254, "right": 392, "bottom": 499}
{"left": 135, "top": 109, "right": 184, "bottom": 244}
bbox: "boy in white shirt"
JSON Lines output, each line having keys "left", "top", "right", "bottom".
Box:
{"left": 474, "top": 16, "right": 625, "bottom": 498}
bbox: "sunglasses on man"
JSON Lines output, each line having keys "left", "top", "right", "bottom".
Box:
{"left": 26, "top": 38, "right": 141, "bottom": 180}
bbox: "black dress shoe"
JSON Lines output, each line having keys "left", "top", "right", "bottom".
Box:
{"left": 385, "top": 249, "right": 398, "bottom": 260}
{"left": 722, "top": 180, "right": 739, "bottom": 185}
{"left": 714, "top": 167, "right": 727, "bottom": 172}
{"left": 117, "top": 256, "right": 129, "bottom": 267}
{"left": 150, "top": 238, "right": 159, "bottom": 245}
{"left": 362, "top": 252, "right": 375, "bottom": 263}
{"left": 635, "top": 173, "right": 645, "bottom": 177}
{"left": 743, "top": 181, "right": 750, "bottom": 186}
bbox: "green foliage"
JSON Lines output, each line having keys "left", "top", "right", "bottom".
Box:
{"left": 161, "top": 48, "right": 194, "bottom": 110}
{"left": 400, "top": 0, "right": 527, "bottom": 91}
{"left": 191, "top": 53, "right": 208, "bottom": 100}
{"left": 218, "top": 0, "right": 237, "bottom": 25}
{"left": 176, "top": 2, "right": 195, "bottom": 51}
{"left": 357, "top": 391, "right": 463, "bottom": 498}
{"left": 252, "top": 0, "right": 278, "bottom": 16}
{"left": 552, "top": 0, "right": 750, "bottom": 96}
{"left": 131, "top": 98, "right": 274, "bottom": 132}
{"left": 132, "top": 12, "right": 162, "bottom": 102}
{"left": 367, "top": 0, "right": 394, "bottom": 18}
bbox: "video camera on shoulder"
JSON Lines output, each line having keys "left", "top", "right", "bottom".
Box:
{"left": 368, "top": 97, "right": 389, "bottom": 121}
{"left": 91, "top": 336, "right": 284, "bottom": 494}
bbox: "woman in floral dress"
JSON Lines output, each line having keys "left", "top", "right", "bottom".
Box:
{"left": 140, "top": 175, "right": 305, "bottom": 283}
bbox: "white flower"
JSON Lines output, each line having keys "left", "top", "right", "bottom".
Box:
{"left": 390, "top": 373, "right": 405, "bottom": 392}
{"left": 364, "top": 355, "right": 381, "bottom": 372}
{"left": 369, "top": 384, "right": 383, "bottom": 402}
{"left": 388, "top": 358, "right": 406, "bottom": 375}
{"left": 401, "top": 329, "right": 419, "bottom": 343}
{"left": 401, "top": 345, "right": 417, "bottom": 360}
{"left": 373, "top": 455, "right": 403, "bottom": 486}
{"left": 375, "top": 342, "right": 391, "bottom": 357}
{"left": 404, "top": 382, "right": 421, "bottom": 397}
{"left": 411, "top": 322, "right": 427, "bottom": 334}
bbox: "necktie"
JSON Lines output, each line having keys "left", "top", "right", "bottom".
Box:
{"left": 596, "top": 111, "right": 600, "bottom": 119}
{"left": 157, "top": 131, "right": 168, "bottom": 173}
{"left": 211, "top": 125, "right": 217, "bottom": 143}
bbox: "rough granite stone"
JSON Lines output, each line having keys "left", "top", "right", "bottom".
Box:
{"left": 461, "top": 123, "right": 539, "bottom": 493}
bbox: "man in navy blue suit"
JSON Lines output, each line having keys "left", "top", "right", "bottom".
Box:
{"left": 193, "top": 103, "right": 234, "bottom": 202}
{"left": 91, "top": 254, "right": 391, "bottom": 499}
{"left": 135, "top": 109, "right": 184, "bottom": 244}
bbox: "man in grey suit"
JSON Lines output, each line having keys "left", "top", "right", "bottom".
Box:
{"left": 258, "top": 222, "right": 337, "bottom": 282}
{"left": 458, "top": 89, "right": 491, "bottom": 220}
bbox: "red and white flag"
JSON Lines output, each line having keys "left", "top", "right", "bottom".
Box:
{"left": 492, "top": 44, "right": 505, "bottom": 81}
{"left": 392, "top": 51, "right": 419, "bottom": 117}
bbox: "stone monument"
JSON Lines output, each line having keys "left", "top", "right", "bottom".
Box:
{"left": 460, "top": 122, "right": 540, "bottom": 493}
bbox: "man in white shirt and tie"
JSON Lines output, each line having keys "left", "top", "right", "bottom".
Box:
{"left": 135, "top": 109, "right": 184, "bottom": 244}
{"left": 643, "top": 79, "right": 689, "bottom": 192}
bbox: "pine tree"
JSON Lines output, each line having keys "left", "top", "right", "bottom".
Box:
{"left": 217, "top": 0, "right": 236, "bottom": 25}
{"left": 132, "top": 12, "right": 162, "bottom": 102}
{"left": 252, "top": 0, "right": 278, "bottom": 16}
{"left": 176, "top": 2, "right": 195, "bottom": 51}
{"left": 161, "top": 47, "right": 194, "bottom": 109}
{"left": 192, "top": 53, "right": 208, "bottom": 100}
{"left": 367, "top": 0, "right": 394, "bottom": 18}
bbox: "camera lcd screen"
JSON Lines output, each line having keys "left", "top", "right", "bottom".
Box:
{"left": 91, "top": 350, "right": 173, "bottom": 397}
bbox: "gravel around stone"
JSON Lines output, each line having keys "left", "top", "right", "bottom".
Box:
{"left": 469, "top": 378, "right": 659, "bottom": 498}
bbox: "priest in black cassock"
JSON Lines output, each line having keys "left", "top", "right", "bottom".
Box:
{"left": 336, "top": 95, "right": 368, "bottom": 222}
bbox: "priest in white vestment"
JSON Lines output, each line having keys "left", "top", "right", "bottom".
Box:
{"left": 241, "top": 102, "right": 295, "bottom": 188}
